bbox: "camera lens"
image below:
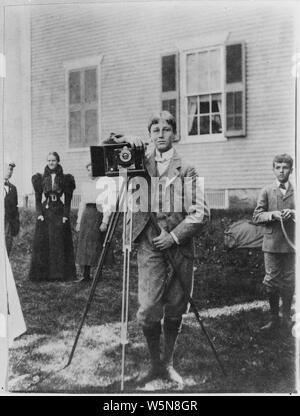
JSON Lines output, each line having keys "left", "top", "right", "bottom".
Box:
{"left": 119, "top": 147, "right": 132, "bottom": 164}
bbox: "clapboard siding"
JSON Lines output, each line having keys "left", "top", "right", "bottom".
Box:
{"left": 30, "top": 3, "right": 295, "bottom": 191}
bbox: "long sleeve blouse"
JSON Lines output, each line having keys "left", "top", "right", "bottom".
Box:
{"left": 77, "top": 177, "right": 111, "bottom": 226}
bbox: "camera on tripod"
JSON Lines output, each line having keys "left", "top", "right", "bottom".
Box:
{"left": 90, "top": 136, "right": 146, "bottom": 177}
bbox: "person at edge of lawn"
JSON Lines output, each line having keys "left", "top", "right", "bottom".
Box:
{"left": 253, "top": 153, "right": 295, "bottom": 333}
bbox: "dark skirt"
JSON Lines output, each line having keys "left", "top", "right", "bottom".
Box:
{"left": 29, "top": 200, "right": 77, "bottom": 281}
{"left": 76, "top": 204, "right": 104, "bottom": 266}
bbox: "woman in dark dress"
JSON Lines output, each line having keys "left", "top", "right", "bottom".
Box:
{"left": 76, "top": 162, "right": 113, "bottom": 282}
{"left": 29, "top": 152, "right": 77, "bottom": 281}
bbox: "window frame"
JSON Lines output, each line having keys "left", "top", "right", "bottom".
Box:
{"left": 224, "top": 41, "right": 246, "bottom": 137}
{"left": 63, "top": 54, "right": 103, "bottom": 152}
{"left": 180, "top": 44, "right": 226, "bottom": 144}
{"left": 160, "top": 52, "right": 180, "bottom": 141}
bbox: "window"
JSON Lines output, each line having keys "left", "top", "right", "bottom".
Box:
{"left": 63, "top": 55, "right": 103, "bottom": 151}
{"left": 163, "top": 34, "right": 246, "bottom": 142}
{"left": 186, "top": 47, "right": 223, "bottom": 137}
{"left": 225, "top": 43, "right": 246, "bottom": 137}
{"left": 161, "top": 54, "right": 179, "bottom": 140}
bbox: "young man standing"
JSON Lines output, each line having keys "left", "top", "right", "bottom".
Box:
{"left": 113, "top": 111, "right": 210, "bottom": 386}
{"left": 253, "top": 154, "right": 295, "bottom": 332}
{"left": 4, "top": 162, "right": 20, "bottom": 256}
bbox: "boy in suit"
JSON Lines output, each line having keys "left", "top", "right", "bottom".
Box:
{"left": 111, "top": 111, "right": 210, "bottom": 386}
{"left": 4, "top": 162, "right": 20, "bottom": 256}
{"left": 253, "top": 154, "right": 295, "bottom": 332}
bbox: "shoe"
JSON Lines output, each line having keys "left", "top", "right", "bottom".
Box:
{"left": 136, "top": 364, "right": 163, "bottom": 385}
{"left": 162, "top": 364, "right": 183, "bottom": 385}
{"left": 74, "top": 276, "right": 92, "bottom": 283}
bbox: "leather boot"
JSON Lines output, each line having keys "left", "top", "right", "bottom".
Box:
{"left": 281, "top": 288, "right": 294, "bottom": 331}
{"left": 260, "top": 291, "right": 280, "bottom": 332}
{"left": 161, "top": 318, "right": 183, "bottom": 385}
{"left": 137, "top": 322, "right": 162, "bottom": 385}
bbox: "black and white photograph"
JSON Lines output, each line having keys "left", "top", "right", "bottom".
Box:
{"left": 0, "top": 0, "right": 298, "bottom": 396}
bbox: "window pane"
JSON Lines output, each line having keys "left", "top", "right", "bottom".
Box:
{"left": 226, "top": 44, "right": 242, "bottom": 83}
{"left": 188, "top": 116, "right": 198, "bottom": 135}
{"left": 227, "top": 116, "right": 234, "bottom": 130}
{"left": 85, "top": 68, "right": 97, "bottom": 103}
{"left": 210, "top": 49, "right": 220, "bottom": 71}
{"left": 212, "top": 93, "right": 222, "bottom": 113}
{"left": 210, "top": 49, "right": 221, "bottom": 90}
{"left": 200, "top": 115, "right": 210, "bottom": 134}
{"left": 162, "top": 55, "right": 176, "bottom": 92}
{"left": 234, "top": 91, "right": 242, "bottom": 114}
{"left": 85, "top": 109, "right": 98, "bottom": 145}
{"left": 162, "top": 99, "right": 176, "bottom": 119}
{"left": 200, "top": 95, "right": 209, "bottom": 114}
{"left": 235, "top": 116, "right": 242, "bottom": 130}
{"left": 188, "top": 96, "right": 198, "bottom": 116}
{"left": 69, "top": 111, "right": 82, "bottom": 147}
{"left": 198, "top": 51, "right": 209, "bottom": 92}
{"left": 226, "top": 92, "right": 234, "bottom": 115}
{"left": 212, "top": 114, "right": 222, "bottom": 133}
{"left": 211, "top": 70, "right": 221, "bottom": 91}
{"left": 69, "top": 71, "right": 81, "bottom": 104}
{"left": 187, "top": 53, "right": 198, "bottom": 93}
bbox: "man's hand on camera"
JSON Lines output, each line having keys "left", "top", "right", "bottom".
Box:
{"left": 153, "top": 229, "right": 174, "bottom": 250}
{"left": 118, "top": 135, "right": 145, "bottom": 150}
{"left": 99, "top": 222, "right": 108, "bottom": 232}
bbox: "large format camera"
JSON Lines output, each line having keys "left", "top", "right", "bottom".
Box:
{"left": 90, "top": 137, "right": 146, "bottom": 177}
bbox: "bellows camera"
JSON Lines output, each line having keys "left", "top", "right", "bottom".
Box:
{"left": 90, "top": 141, "right": 146, "bottom": 177}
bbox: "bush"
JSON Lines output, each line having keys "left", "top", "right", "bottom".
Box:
{"left": 12, "top": 208, "right": 265, "bottom": 310}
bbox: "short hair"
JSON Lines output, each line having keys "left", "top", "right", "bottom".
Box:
{"left": 8, "top": 162, "right": 16, "bottom": 168}
{"left": 47, "top": 151, "right": 60, "bottom": 163}
{"left": 272, "top": 153, "right": 293, "bottom": 169}
{"left": 148, "top": 111, "right": 177, "bottom": 135}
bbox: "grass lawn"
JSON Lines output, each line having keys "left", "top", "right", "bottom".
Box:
{"left": 7, "top": 209, "right": 296, "bottom": 393}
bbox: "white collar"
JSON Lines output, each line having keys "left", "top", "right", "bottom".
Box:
{"left": 155, "top": 147, "right": 174, "bottom": 162}
{"left": 276, "top": 180, "right": 289, "bottom": 190}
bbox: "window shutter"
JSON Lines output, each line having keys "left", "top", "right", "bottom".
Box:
{"left": 225, "top": 42, "right": 246, "bottom": 137}
{"left": 161, "top": 53, "right": 180, "bottom": 140}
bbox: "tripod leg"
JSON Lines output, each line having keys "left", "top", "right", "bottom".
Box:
{"left": 120, "top": 188, "right": 133, "bottom": 391}
{"left": 66, "top": 178, "right": 130, "bottom": 367}
{"left": 121, "top": 248, "right": 130, "bottom": 391}
{"left": 65, "top": 208, "right": 121, "bottom": 368}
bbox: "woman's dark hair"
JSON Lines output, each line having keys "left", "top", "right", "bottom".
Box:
{"left": 47, "top": 151, "right": 60, "bottom": 163}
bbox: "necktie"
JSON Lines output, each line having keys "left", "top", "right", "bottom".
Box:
{"left": 279, "top": 183, "right": 286, "bottom": 190}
